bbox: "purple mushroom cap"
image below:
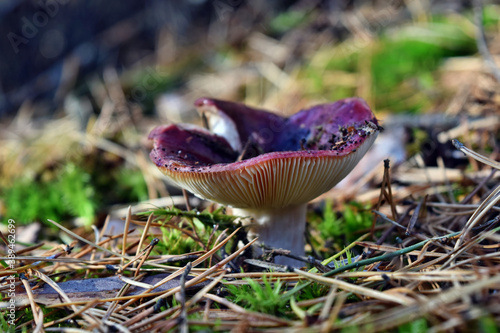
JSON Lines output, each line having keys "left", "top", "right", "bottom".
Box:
{"left": 149, "top": 97, "right": 380, "bottom": 209}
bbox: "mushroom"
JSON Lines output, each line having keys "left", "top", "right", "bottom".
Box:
{"left": 149, "top": 97, "right": 380, "bottom": 266}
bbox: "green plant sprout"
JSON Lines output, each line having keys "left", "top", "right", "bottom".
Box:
{"left": 225, "top": 276, "right": 289, "bottom": 316}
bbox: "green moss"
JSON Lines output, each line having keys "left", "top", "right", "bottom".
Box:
{"left": 57, "top": 164, "right": 96, "bottom": 226}
{"left": 319, "top": 201, "right": 372, "bottom": 245}
{"left": 2, "top": 163, "right": 96, "bottom": 226}
{"left": 225, "top": 276, "right": 290, "bottom": 316}
{"left": 115, "top": 167, "right": 149, "bottom": 202}
{"left": 371, "top": 22, "right": 475, "bottom": 112}
{"left": 481, "top": 5, "right": 500, "bottom": 28}
{"left": 478, "top": 315, "right": 499, "bottom": 333}
{"left": 398, "top": 318, "right": 428, "bottom": 333}
{"left": 300, "top": 14, "right": 477, "bottom": 113}
{"left": 159, "top": 226, "right": 199, "bottom": 255}
{"left": 294, "top": 282, "right": 329, "bottom": 302}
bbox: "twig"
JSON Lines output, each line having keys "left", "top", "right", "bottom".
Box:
{"left": 372, "top": 159, "right": 398, "bottom": 238}
{"left": 244, "top": 259, "right": 290, "bottom": 272}
{"left": 182, "top": 189, "right": 192, "bottom": 211}
{"left": 30, "top": 269, "right": 101, "bottom": 327}
{"left": 179, "top": 262, "right": 192, "bottom": 333}
{"left": 406, "top": 196, "right": 426, "bottom": 236}
{"left": 133, "top": 238, "right": 159, "bottom": 277}
{"left": 121, "top": 206, "right": 133, "bottom": 268}
{"left": 372, "top": 210, "right": 407, "bottom": 231}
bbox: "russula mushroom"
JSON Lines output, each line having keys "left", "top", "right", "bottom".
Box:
{"left": 149, "top": 97, "right": 380, "bottom": 266}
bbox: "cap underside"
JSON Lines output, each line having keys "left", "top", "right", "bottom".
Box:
{"left": 157, "top": 132, "right": 377, "bottom": 209}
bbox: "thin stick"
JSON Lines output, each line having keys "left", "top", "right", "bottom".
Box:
{"left": 372, "top": 159, "right": 389, "bottom": 237}
{"left": 372, "top": 210, "right": 406, "bottom": 231}
{"left": 121, "top": 206, "right": 133, "bottom": 267}
{"left": 135, "top": 213, "right": 154, "bottom": 260}
{"left": 452, "top": 139, "right": 500, "bottom": 170}
{"left": 406, "top": 196, "right": 426, "bottom": 236}
{"left": 182, "top": 189, "right": 192, "bottom": 211}
{"left": 133, "top": 238, "right": 159, "bottom": 277}
{"left": 179, "top": 262, "right": 192, "bottom": 333}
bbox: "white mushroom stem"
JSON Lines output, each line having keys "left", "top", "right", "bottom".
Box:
{"left": 232, "top": 204, "right": 307, "bottom": 267}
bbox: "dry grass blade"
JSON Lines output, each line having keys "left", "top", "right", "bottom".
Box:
{"left": 350, "top": 273, "right": 500, "bottom": 332}
{"left": 43, "top": 300, "right": 100, "bottom": 328}
{"left": 118, "top": 275, "right": 153, "bottom": 289}
{"left": 452, "top": 139, "right": 500, "bottom": 170}
{"left": 20, "top": 275, "right": 44, "bottom": 331}
{"left": 165, "top": 271, "right": 226, "bottom": 331}
{"left": 450, "top": 140, "right": 500, "bottom": 250}
{"left": 442, "top": 226, "right": 500, "bottom": 269}
{"left": 294, "top": 269, "right": 415, "bottom": 305}
{"left": 203, "top": 294, "right": 291, "bottom": 325}
{"left": 125, "top": 240, "right": 257, "bottom": 330}
{"left": 30, "top": 269, "right": 101, "bottom": 327}
{"left": 338, "top": 270, "right": 480, "bottom": 282}
{"left": 184, "top": 272, "right": 225, "bottom": 309}
{"left": 454, "top": 186, "right": 500, "bottom": 249}
{"left": 43, "top": 328, "right": 94, "bottom": 332}
{"left": 47, "top": 219, "right": 129, "bottom": 259}
{"left": 321, "top": 292, "right": 347, "bottom": 332}
{"left": 117, "top": 227, "right": 236, "bottom": 312}
{"left": 318, "top": 287, "right": 337, "bottom": 321}
{"left": 72, "top": 230, "right": 134, "bottom": 259}
{"left": 135, "top": 213, "right": 154, "bottom": 260}
{"left": 406, "top": 196, "right": 426, "bottom": 235}
{"left": 122, "top": 236, "right": 257, "bottom": 316}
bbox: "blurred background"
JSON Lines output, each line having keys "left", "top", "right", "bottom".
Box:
{"left": 1, "top": 0, "right": 499, "bottom": 234}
